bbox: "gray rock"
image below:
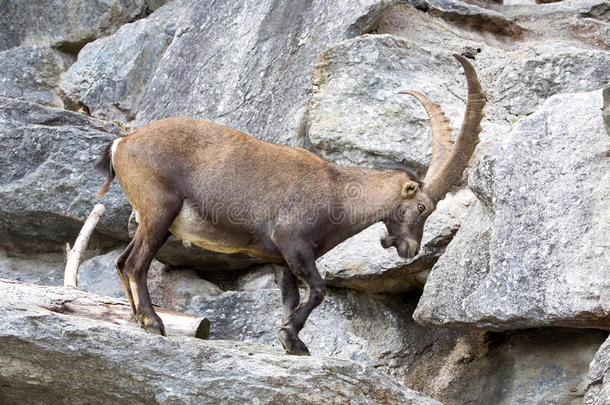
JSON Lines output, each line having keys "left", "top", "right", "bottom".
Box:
{"left": 0, "top": 97, "right": 130, "bottom": 252}
{"left": 0, "top": 294, "right": 439, "bottom": 405}
{"left": 318, "top": 189, "right": 474, "bottom": 293}
{"left": 180, "top": 286, "right": 459, "bottom": 382}
{"left": 0, "top": 248, "right": 67, "bottom": 285}
{"left": 414, "top": 89, "right": 610, "bottom": 330}
{"left": 602, "top": 84, "right": 610, "bottom": 135}
{"left": 231, "top": 265, "right": 277, "bottom": 291}
{"left": 60, "top": 0, "right": 188, "bottom": 122}
{"left": 309, "top": 34, "right": 472, "bottom": 174}
{"left": 0, "top": 0, "right": 156, "bottom": 53}
{"left": 409, "top": 0, "right": 526, "bottom": 39}
{"left": 494, "top": 48, "right": 610, "bottom": 116}
{"left": 145, "top": 273, "right": 605, "bottom": 404}
{"left": 572, "top": 17, "right": 610, "bottom": 50}
{"left": 78, "top": 250, "right": 225, "bottom": 306}
{"left": 370, "top": 2, "right": 488, "bottom": 54}
{"left": 498, "top": 0, "right": 609, "bottom": 49}
{"left": 78, "top": 248, "right": 127, "bottom": 297}
{"left": 136, "top": 0, "right": 397, "bottom": 146}
{"left": 147, "top": 261, "right": 225, "bottom": 309}
{"left": 585, "top": 335, "right": 610, "bottom": 405}
{"left": 421, "top": 328, "right": 607, "bottom": 405}
{"left": 0, "top": 46, "right": 73, "bottom": 108}
{"left": 145, "top": 0, "right": 171, "bottom": 11}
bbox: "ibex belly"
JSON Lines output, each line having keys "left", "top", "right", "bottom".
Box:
{"left": 168, "top": 200, "right": 266, "bottom": 257}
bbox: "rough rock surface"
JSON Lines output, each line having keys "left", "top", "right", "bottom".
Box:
{"left": 494, "top": 48, "right": 610, "bottom": 116}
{"left": 0, "top": 46, "right": 73, "bottom": 108}
{"left": 77, "top": 248, "right": 127, "bottom": 297}
{"left": 317, "top": 189, "right": 473, "bottom": 293}
{"left": 420, "top": 328, "right": 607, "bottom": 405}
{"left": 414, "top": 89, "right": 610, "bottom": 330}
{"left": 136, "top": 0, "right": 397, "bottom": 146}
{"left": 585, "top": 335, "right": 610, "bottom": 404}
{"left": 408, "top": 0, "right": 526, "bottom": 40}
{"left": 602, "top": 84, "right": 610, "bottom": 135}
{"left": 0, "top": 294, "right": 439, "bottom": 405}
{"left": 309, "top": 34, "right": 470, "bottom": 174}
{"left": 0, "top": 0, "right": 162, "bottom": 53}
{"left": 497, "top": 0, "right": 609, "bottom": 48}
{"left": 60, "top": 0, "right": 187, "bottom": 122}
{"left": 135, "top": 273, "right": 606, "bottom": 404}
{"left": 370, "top": 2, "right": 492, "bottom": 52}
{"left": 0, "top": 97, "right": 130, "bottom": 252}
{"left": 78, "top": 251, "right": 225, "bottom": 306}
{"left": 0, "top": 249, "right": 67, "bottom": 285}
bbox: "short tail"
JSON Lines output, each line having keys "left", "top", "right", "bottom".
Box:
{"left": 94, "top": 139, "right": 118, "bottom": 197}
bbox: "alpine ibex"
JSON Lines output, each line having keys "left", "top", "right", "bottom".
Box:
{"left": 95, "top": 54, "right": 485, "bottom": 355}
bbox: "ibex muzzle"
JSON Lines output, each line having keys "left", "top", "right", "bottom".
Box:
{"left": 95, "top": 54, "right": 485, "bottom": 355}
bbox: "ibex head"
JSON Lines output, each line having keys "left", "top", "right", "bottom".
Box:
{"left": 381, "top": 54, "right": 486, "bottom": 259}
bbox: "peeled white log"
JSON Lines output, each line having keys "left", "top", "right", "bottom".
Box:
{"left": 64, "top": 203, "right": 106, "bottom": 287}
{"left": 1, "top": 279, "right": 209, "bottom": 339}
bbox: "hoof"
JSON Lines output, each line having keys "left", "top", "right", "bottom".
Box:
{"left": 278, "top": 328, "right": 310, "bottom": 356}
{"left": 136, "top": 313, "right": 167, "bottom": 336}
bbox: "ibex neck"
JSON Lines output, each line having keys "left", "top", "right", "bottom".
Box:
{"left": 336, "top": 166, "right": 406, "bottom": 236}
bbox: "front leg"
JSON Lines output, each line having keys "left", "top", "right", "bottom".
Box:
{"left": 274, "top": 264, "right": 309, "bottom": 355}
{"left": 272, "top": 232, "right": 326, "bottom": 356}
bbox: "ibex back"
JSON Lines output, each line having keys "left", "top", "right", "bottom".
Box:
{"left": 95, "top": 54, "right": 485, "bottom": 355}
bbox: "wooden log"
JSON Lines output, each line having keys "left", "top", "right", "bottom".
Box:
{"left": 1, "top": 279, "right": 209, "bottom": 339}
{"left": 64, "top": 203, "right": 106, "bottom": 287}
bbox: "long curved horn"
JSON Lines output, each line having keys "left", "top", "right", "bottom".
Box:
{"left": 422, "top": 54, "right": 486, "bottom": 203}
{"left": 399, "top": 90, "right": 453, "bottom": 184}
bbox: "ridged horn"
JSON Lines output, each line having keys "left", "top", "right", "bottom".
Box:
{"left": 420, "top": 54, "right": 486, "bottom": 203}
{"left": 399, "top": 90, "right": 453, "bottom": 185}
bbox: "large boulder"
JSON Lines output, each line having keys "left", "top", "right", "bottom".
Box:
{"left": 151, "top": 285, "right": 610, "bottom": 404}
{"left": 0, "top": 249, "right": 67, "bottom": 285}
{"left": 494, "top": 47, "right": 610, "bottom": 116}
{"left": 498, "top": 0, "right": 609, "bottom": 49}
{"left": 0, "top": 46, "right": 73, "bottom": 108}
{"left": 309, "top": 34, "right": 471, "bottom": 174}
{"left": 135, "top": 0, "right": 398, "bottom": 146}
{"left": 0, "top": 97, "right": 130, "bottom": 252}
{"left": 370, "top": 2, "right": 493, "bottom": 53}
{"left": 77, "top": 258, "right": 607, "bottom": 405}
{"left": 0, "top": 0, "right": 164, "bottom": 53}
{"left": 405, "top": 0, "right": 526, "bottom": 40}
{"left": 0, "top": 289, "right": 439, "bottom": 405}
{"left": 418, "top": 327, "right": 607, "bottom": 405}
{"left": 414, "top": 89, "right": 610, "bottom": 330}
{"left": 60, "top": 0, "right": 188, "bottom": 122}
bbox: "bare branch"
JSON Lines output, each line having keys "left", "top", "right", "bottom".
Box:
{"left": 64, "top": 203, "right": 106, "bottom": 287}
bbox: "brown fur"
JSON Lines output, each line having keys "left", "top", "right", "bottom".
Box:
{"left": 96, "top": 55, "right": 484, "bottom": 354}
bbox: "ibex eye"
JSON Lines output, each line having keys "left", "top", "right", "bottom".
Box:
{"left": 407, "top": 185, "right": 416, "bottom": 191}
{"left": 418, "top": 204, "right": 425, "bottom": 212}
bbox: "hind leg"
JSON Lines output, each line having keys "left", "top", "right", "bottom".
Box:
{"left": 123, "top": 197, "right": 181, "bottom": 335}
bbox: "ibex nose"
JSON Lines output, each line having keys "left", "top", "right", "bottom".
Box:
{"left": 396, "top": 239, "right": 420, "bottom": 259}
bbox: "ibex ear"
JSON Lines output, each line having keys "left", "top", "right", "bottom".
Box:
{"left": 401, "top": 181, "right": 419, "bottom": 199}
